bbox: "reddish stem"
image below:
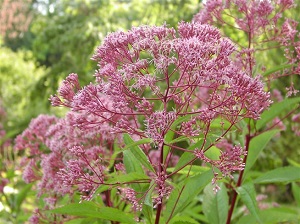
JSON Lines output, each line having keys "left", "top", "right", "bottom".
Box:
{"left": 155, "top": 203, "right": 163, "bottom": 224}
{"left": 226, "top": 134, "right": 252, "bottom": 224}
{"left": 154, "top": 142, "right": 165, "bottom": 224}
{"left": 105, "top": 190, "right": 112, "bottom": 207}
{"left": 105, "top": 190, "right": 120, "bottom": 224}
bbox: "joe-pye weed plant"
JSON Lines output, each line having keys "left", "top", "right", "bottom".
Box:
{"left": 15, "top": 0, "right": 300, "bottom": 223}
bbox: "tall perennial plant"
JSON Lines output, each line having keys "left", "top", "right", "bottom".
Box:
{"left": 15, "top": 0, "right": 300, "bottom": 223}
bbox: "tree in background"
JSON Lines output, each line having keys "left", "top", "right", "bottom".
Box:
{"left": 0, "top": 44, "right": 47, "bottom": 134}
{"left": 0, "top": 0, "right": 34, "bottom": 51}
{"left": 29, "top": 0, "right": 201, "bottom": 97}
{"left": 0, "top": 0, "right": 32, "bottom": 39}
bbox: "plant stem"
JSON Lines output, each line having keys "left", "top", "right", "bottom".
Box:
{"left": 226, "top": 134, "right": 252, "bottom": 224}
{"left": 155, "top": 142, "right": 165, "bottom": 224}
{"left": 105, "top": 190, "right": 120, "bottom": 224}
{"left": 105, "top": 190, "right": 112, "bottom": 207}
{"left": 155, "top": 203, "right": 163, "bottom": 224}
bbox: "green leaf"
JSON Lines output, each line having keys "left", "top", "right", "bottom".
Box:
{"left": 167, "top": 165, "right": 210, "bottom": 176}
{"left": 123, "top": 150, "right": 144, "bottom": 174}
{"left": 204, "top": 146, "right": 221, "bottom": 160}
{"left": 168, "top": 135, "right": 190, "bottom": 144}
{"left": 163, "top": 115, "right": 192, "bottom": 152}
{"left": 15, "top": 183, "right": 33, "bottom": 212}
{"left": 210, "top": 118, "right": 231, "bottom": 130}
{"left": 165, "top": 169, "right": 213, "bottom": 221}
{"left": 107, "top": 172, "right": 149, "bottom": 184}
{"left": 170, "top": 115, "right": 193, "bottom": 130}
{"left": 254, "top": 166, "right": 300, "bottom": 184}
{"left": 187, "top": 138, "right": 204, "bottom": 150}
{"left": 244, "top": 130, "right": 278, "bottom": 175}
{"left": 109, "top": 140, "right": 122, "bottom": 169}
{"left": 256, "top": 97, "right": 300, "bottom": 130}
{"left": 185, "top": 211, "right": 208, "bottom": 223}
{"left": 236, "top": 182, "right": 261, "bottom": 223}
{"left": 202, "top": 183, "right": 229, "bottom": 224}
{"left": 169, "top": 216, "right": 199, "bottom": 224}
{"left": 142, "top": 180, "right": 155, "bottom": 223}
{"left": 262, "top": 63, "right": 296, "bottom": 77}
{"left": 172, "top": 139, "right": 204, "bottom": 174}
{"left": 64, "top": 218, "right": 98, "bottom": 224}
{"left": 292, "top": 182, "right": 300, "bottom": 207}
{"left": 287, "top": 158, "right": 300, "bottom": 168}
{"left": 172, "top": 152, "right": 195, "bottom": 173}
{"left": 236, "top": 207, "right": 300, "bottom": 224}
{"left": 123, "top": 134, "right": 155, "bottom": 172}
{"left": 142, "top": 205, "right": 153, "bottom": 224}
{"left": 123, "top": 135, "right": 152, "bottom": 152}
{"left": 182, "top": 199, "right": 204, "bottom": 216}
{"left": 110, "top": 136, "right": 152, "bottom": 169}
{"left": 123, "top": 149, "right": 148, "bottom": 192}
{"left": 50, "top": 202, "right": 136, "bottom": 224}
{"left": 168, "top": 135, "right": 203, "bottom": 145}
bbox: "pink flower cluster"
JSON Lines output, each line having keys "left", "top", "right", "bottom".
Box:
{"left": 48, "top": 21, "right": 269, "bottom": 202}
{"left": 15, "top": 111, "right": 115, "bottom": 200}
{"left": 17, "top": 20, "right": 272, "bottom": 219}
{"left": 52, "top": 22, "right": 270, "bottom": 137}
{"left": 195, "top": 140, "right": 247, "bottom": 190}
{"left": 193, "top": 0, "right": 300, "bottom": 85}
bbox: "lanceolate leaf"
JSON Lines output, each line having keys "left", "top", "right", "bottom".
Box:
{"left": 122, "top": 136, "right": 152, "bottom": 152}
{"left": 15, "top": 183, "right": 33, "bottom": 213}
{"left": 204, "top": 146, "right": 221, "bottom": 161}
{"left": 123, "top": 134, "right": 155, "bottom": 172}
{"left": 123, "top": 150, "right": 144, "bottom": 174}
{"left": 292, "top": 182, "right": 300, "bottom": 207}
{"left": 50, "top": 202, "right": 136, "bottom": 224}
{"left": 172, "top": 139, "right": 204, "bottom": 173}
{"left": 244, "top": 130, "right": 278, "bottom": 175}
{"left": 64, "top": 218, "right": 98, "bottom": 224}
{"left": 123, "top": 149, "right": 146, "bottom": 192}
{"left": 287, "top": 158, "right": 300, "bottom": 168}
{"left": 236, "top": 182, "right": 261, "bottom": 223}
{"left": 169, "top": 216, "right": 199, "bottom": 224}
{"left": 168, "top": 135, "right": 191, "bottom": 144}
{"left": 142, "top": 180, "right": 155, "bottom": 223}
{"left": 167, "top": 165, "right": 210, "bottom": 176}
{"left": 165, "top": 169, "right": 213, "bottom": 221}
{"left": 107, "top": 172, "right": 150, "bottom": 184}
{"left": 210, "top": 118, "right": 231, "bottom": 130}
{"left": 173, "top": 151, "right": 195, "bottom": 173}
{"left": 256, "top": 97, "right": 300, "bottom": 130}
{"left": 202, "top": 183, "right": 229, "bottom": 224}
{"left": 254, "top": 166, "right": 300, "bottom": 184}
{"left": 163, "top": 115, "right": 193, "bottom": 154}
{"left": 236, "top": 207, "right": 300, "bottom": 224}
{"left": 262, "top": 63, "right": 296, "bottom": 77}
